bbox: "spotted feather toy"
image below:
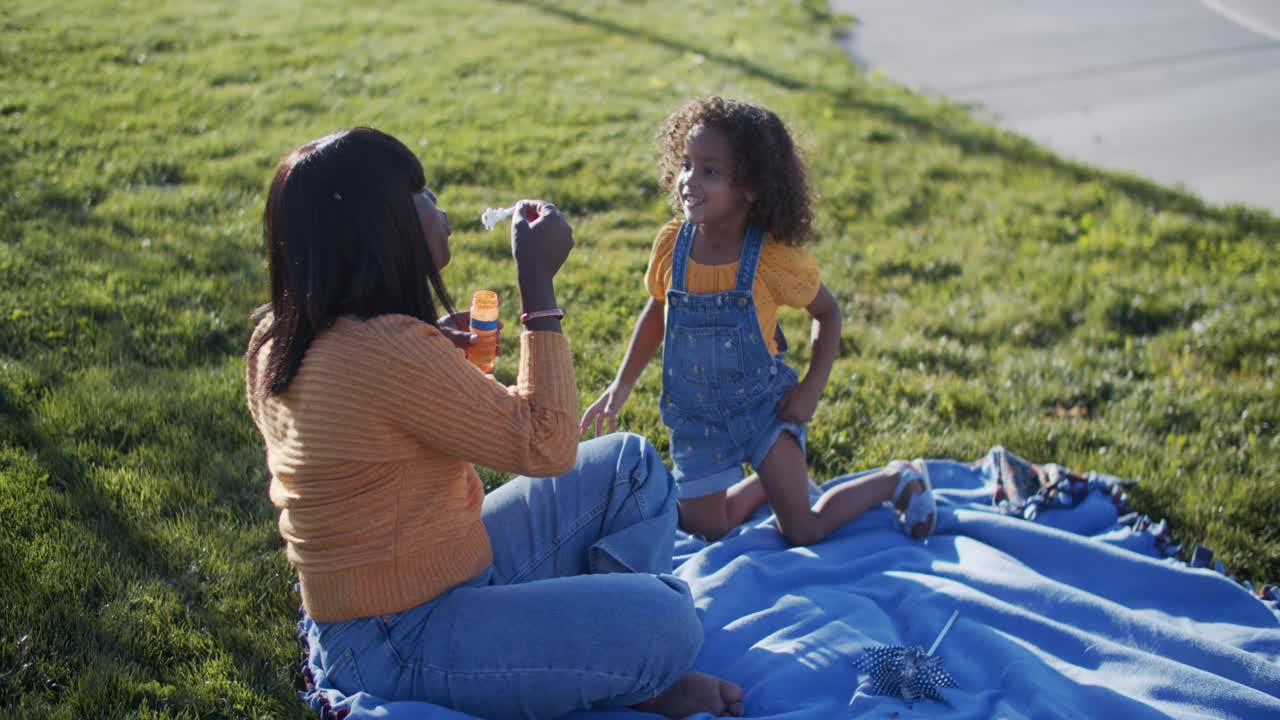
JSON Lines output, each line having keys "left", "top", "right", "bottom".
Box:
{"left": 855, "top": 610, "right": 960, "bottom": 704}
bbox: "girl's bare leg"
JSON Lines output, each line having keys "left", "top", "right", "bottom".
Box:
{"left": 677, "top": 491, "right": 731, "bottom": 541}
{"left": 725, "top": 473, "right": 767, "bottom": 527}
{"left": 758, "top": 433, "right": 922, "bottom": 545}
{"left": 677, "top": 472, "right": 770, "bottom": 542}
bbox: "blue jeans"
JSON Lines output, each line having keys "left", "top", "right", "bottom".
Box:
{"left": 311, "top": 433, "right": 702, "bottom": 719}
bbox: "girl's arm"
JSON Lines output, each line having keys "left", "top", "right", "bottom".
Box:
{"left": 778, "top": 283, "right": 841, "bottom": 424}
{"left": 581, "top": 297, "right": 665, "bottom": 435}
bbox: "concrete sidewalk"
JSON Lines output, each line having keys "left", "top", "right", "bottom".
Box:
{"left": 831, "top": 0, "right": 1280, "bottom": 214}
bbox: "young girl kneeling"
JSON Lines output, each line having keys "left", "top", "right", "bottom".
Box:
{"left": 582, "top": 97, "right": 935, "bottom": 545}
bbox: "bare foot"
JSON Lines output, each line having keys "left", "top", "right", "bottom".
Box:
{"left": 633, "top": 671, "right": 744, "bottom": 717}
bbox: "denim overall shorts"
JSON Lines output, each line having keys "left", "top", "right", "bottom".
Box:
{"left": 660, "top": 222, "right": 804, "bottom": 499}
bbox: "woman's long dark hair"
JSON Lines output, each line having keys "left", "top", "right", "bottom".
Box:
{"left": 249, "top": 127, "right": 454, "bottom": 399}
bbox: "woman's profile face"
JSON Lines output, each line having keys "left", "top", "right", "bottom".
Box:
{"left": 414, "top": 187, "right": 452, "bottom": 270}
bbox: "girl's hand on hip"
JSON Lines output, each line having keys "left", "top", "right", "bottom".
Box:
{"left": 580, "top": 381, "right": 632, "bottom": 437}
{"left": 778, "top": 380, "right": 820, "bottom": 424}
{"left": 511, "top": 199, "right": 574, "bottom": 284}
{"left": 437, "top": 311, "right": 504, "bottom": 355}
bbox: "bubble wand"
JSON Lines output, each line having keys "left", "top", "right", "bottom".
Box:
{"left": 480, "top": 206, "right": 516, "bottom": 230}
{"left": 479, "top": 203, "right": 544, "bottom": 230}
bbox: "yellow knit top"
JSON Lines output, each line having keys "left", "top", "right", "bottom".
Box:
{"left": 645, "top": 219, "right": 820, "bottom": 354}
{"left": 245, "top": 314, "right": 578, "bottom": 622}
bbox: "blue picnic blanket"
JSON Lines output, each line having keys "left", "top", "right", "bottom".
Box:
{"left": 298, "top": 450, "right": 1280, "bottom": 720}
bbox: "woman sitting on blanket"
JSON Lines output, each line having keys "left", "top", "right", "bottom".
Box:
{"left": 244, "top": 127, "right": 743, "bottom": 718}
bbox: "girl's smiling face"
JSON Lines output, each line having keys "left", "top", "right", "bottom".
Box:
{"left": 678, "top": 124, "right": 752, "bottom": 227}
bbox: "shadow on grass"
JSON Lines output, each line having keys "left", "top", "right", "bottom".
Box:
{"left": 508, "top": 0, "right": 1280, "bottom": 232}
{"left": 0, "top": 382, "right": 288, "bottom": 709}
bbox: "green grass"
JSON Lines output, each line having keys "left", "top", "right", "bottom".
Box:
{"left": 2, "top": 0, "right": 1277, "bottom": 715}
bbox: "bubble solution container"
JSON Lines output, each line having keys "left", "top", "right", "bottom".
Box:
{"left": 467, "top": 290, "right": 500, "bottom": 373}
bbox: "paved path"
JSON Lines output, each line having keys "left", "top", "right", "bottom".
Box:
{"left": 831, "top": 0, "right": 1280, "bottom": 213}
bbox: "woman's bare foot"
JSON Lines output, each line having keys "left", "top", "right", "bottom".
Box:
{"left": 633, "top": 671, "right": 744, "bottom": 717}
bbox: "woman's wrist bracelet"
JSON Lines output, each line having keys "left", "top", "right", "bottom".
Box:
{"left": 520, "top": 307, "right": 565, "bottom": 325}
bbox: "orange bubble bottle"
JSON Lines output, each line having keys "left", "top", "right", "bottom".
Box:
{"left": 467, "top": 290, "right": 500, "bottom": 373}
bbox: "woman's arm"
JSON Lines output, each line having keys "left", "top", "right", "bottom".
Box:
{"left": 778, "top": 283, "right": 841, "bottom": 424}
{"left": 383, "top": 321, "right": 579, "bottom": 477}
{"left": 512, "top": 205, "right": 565, "bottom": 335}
{"left": 580, "top": 297, "right": 665, "bottom": 436}
{"left": 398, "top": 200, "right": 580, "bottom": 476}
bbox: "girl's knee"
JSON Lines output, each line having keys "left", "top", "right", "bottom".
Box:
{"left": 679, "top": 511, "right": 730, "bottom": 542}
{"left": 677, "top": 493, "right": 732, "bottom": 541}
{"left": 778, "top": 518, "right": 823, "bottom": 546}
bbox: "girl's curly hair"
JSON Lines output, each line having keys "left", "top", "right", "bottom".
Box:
{"left": 657, "top": 96, "right": 815, "bottom": 246}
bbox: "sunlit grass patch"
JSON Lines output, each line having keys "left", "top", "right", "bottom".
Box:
{"left": 1, "top": 0, "right": 1276, "bottom": 714}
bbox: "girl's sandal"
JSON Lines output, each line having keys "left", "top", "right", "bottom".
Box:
{"left": 890, "top": 460, "right": 937, "bottom": 540}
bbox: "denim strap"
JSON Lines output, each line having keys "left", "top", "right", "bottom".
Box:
{"left": 673, "top": 223, "right": 765, "bottom": 294}
{"left": 734, "top": 225, "right": 765, "bottom": 292}
{"left": 669, "top": 222, "right": 696, "bottom": 293}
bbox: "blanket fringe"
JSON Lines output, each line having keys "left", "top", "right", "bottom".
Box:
{"left": 978, "top": 446, "right": 1280, "bottom": 620}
